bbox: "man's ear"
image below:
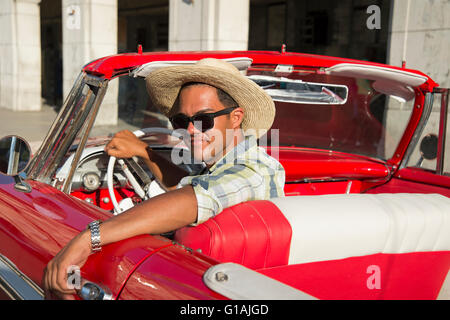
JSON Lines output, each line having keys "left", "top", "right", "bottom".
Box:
{"left": 231, "top": 107, "right": 244, "bottom": 129}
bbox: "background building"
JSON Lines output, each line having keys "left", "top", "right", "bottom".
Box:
{"left": 1, "top": 0, "right": 448, "bottom": 110}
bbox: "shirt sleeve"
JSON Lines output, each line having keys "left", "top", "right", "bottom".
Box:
{"left": 188, "top": 163, "right": 265, "bottom": 225}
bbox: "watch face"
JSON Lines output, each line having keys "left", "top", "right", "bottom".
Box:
{"left": 82, "top": 172, "right": 101, "bottom": 191}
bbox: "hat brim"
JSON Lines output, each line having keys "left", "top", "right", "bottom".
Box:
{"left": 146, "top": 64, "right": 275, "bottom": 138}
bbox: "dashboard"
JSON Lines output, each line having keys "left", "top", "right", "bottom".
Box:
{"left": 55, "top": 145, "right": 204, "bottom": 194}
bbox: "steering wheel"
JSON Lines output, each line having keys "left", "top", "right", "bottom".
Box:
{"left": 106, "top": 127, "right": 184, "bottom": 215}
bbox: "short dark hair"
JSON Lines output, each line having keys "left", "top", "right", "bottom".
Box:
{"left": 215, "top": 86, "right": 238, "bottom": 109}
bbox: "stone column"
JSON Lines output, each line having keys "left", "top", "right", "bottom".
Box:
{"left": 62, "top": 0, "right": 118, "bottom": 126}
{"left": 385, "top": 0, "right": 450, "bottom": 158}
{"left": 387, "top": 0, "right": 450, "bottom": 88}
{"left": 0, "top": 0, "right": 41, "bottom": 111}
{"left": 169, "top": 0, "right": 249, "bottom": 51}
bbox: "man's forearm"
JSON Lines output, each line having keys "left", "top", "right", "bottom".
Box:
{"left": 42, "top": 186, "right": 198, "bottom": 299}
{"left": 88, "top": 186, "right": 198, "bottom": 248}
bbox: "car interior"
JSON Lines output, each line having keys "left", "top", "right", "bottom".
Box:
{"left": 26, "top": 59, "right": 448, "bottom": 299}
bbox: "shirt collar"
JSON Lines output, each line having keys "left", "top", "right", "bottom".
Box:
{"left": 207, "top": 135, "right": 257, "bottom": 173}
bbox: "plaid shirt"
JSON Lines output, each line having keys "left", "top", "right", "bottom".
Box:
{"left": 178, "top": 135, "right": 285, "bottom": 225}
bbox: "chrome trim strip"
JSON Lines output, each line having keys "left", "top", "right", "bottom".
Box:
{"left": 399, "top": 92, "right": 434, "bottom": 170}
{"left": 436, "top": 88, "right": 449, "bottom": 175}
{"left": 0, "top": 255, "right": 44, "bottom": 300}
{"left": 7, "top": 136, "right": 17, "bottom": 175}
{"left": 203, "top": 262, "right": 317, "bottom": 300}
{"left": 61, "top": 79, "right": 108, "bottom": 193}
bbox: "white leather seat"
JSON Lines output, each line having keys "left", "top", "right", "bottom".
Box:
{"left": 270, "top": 193, "right": 450, "bottom": 265}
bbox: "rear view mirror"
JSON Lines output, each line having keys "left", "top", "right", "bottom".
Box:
{"left": 0, "top": 135, "right": 31, "bottom": 176}
{"left": 419, "top": 134, "right": 438, "bottom": 160}
{"left": 248, "top": 75, "right": 348, "bottom": 105}
{"left": 415, "top": 133, "right": 438, "bottom": 168}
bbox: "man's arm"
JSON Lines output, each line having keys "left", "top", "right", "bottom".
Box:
{"left": 104, "top": 130, "right": 187, "bottom": 189}
{"left": 99, "top": 185, "right": 197, "bottom": 240}
{"left": 42, "top": 186, "right": 198, "bottom": 299}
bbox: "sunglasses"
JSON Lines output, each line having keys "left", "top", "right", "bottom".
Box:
{"left": 170, "top": 107, "right": 237, "bottom": 132}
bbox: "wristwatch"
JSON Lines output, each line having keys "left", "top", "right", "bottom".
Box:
{"left": 87, "top": 220, "right": 102, "bottom": 253}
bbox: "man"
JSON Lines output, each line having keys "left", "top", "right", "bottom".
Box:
{"left": 42, "top": 58, "right": 285, "bottom": 298}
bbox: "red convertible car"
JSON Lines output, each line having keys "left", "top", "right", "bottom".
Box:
{"left": 0, "top": 50, "right": 449, "bottom": 301}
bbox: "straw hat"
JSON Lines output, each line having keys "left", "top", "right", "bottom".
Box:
{"left": 145, "top": 58, "right": 275, "bottom": 138}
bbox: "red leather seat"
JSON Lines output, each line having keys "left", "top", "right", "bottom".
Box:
{"left": 174, "top": 200, "right": 293, "bottom": 269}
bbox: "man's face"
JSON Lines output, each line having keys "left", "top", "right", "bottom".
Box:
{"left": 175, "top": 84, "right": 242, "bottom": 164}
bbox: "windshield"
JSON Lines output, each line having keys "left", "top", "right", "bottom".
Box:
{"left": 94, "top": 64, "right": 416, "bottom": 162}
{"left": 247, "top": 65, "right": 415, "bottom": 160}
{"left": 31, "top": 60, "right": 418, "bottom": 189}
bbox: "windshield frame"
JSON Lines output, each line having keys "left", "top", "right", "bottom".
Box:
{"left": 26, "top": 73, "right": 108, "bottom": 188}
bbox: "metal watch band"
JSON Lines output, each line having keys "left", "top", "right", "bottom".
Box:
{"left": 87, "top": 220, "right": 102, "bottom": 253}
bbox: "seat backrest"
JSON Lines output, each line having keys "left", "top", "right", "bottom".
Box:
{"left": 175, "top": 193, "right": 450, "bottom": 269}
{"left": 270, "top": 193, "right": 450, "bottom": 264}
{"left": 174, "top": 200, "right": 293, "bottom": 269}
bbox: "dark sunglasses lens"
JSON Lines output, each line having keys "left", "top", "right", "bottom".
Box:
{"left": 171, "top": 114, "right": 190, "bottom": 129}
{"left": 171, "top": 114, "right": 215, "bottom": 132}
{"left": 192, "top": 114, "right": 214, "bottom": 132}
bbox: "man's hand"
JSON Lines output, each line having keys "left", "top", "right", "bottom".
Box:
{"left": 105, "top": 130, "right": 148, "bottom": 159}
{"left": 42, "top": 231, "right": 91, "bottom": 300}
{"left": 105, "top": 129, "right": 187, "bottom": 189}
